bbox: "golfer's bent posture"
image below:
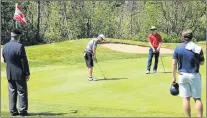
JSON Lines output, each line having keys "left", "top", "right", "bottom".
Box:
{"left": 2, "top": 29, "right": 30, "bottom": 116}
{"left": 172, "top": 29, "right": 204, "bottom": 117}
{"left": 146, "top": 26, "right": 163, "bottom": 74}
{"left": 84, "top": 34, "right": 105, "bottom": 81}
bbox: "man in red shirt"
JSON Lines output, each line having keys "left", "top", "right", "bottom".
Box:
{"left": 146, "top": 26, "right": 163, "bottom": 74}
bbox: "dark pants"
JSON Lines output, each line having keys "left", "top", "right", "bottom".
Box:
{"left": 147, "top": 48, "right": 160, "bottom": 71}
{"left": 8, "top": 80, "right": 28, "bottom": 114}
{"left": 84, "top": 52, "right": 93, "bottom": 68}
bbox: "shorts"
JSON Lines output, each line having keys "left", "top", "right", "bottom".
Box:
{"left": 178, "top": 72, "right": 201, "bottom": 98}
{"left": 84, "top": 52, "right": 93, "bottom": 68}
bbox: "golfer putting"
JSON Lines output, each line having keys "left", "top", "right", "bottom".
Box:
{"left": 84, "top": 34, "right": 105, "bottom": 81}
{"left": 146, "top": 26, "right": 163, "bottom": 74}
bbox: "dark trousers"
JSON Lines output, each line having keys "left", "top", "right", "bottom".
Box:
{"left": 147, "top": 48, "right": 160, "bottom": 71}
{"left": 8, "top": 80, "right": 28, "bottom": 114}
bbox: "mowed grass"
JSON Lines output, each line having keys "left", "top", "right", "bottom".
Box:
{"left": 1, "top": 39, "right": 206, "bottom": 117}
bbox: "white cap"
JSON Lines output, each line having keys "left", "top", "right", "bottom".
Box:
{"left": 98, "top": 34, "right": 105, "bottom": 40}
{"left": 150, "top": 26, "right": 157, "bottom": 30}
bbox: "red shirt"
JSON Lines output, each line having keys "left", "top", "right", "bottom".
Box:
{"left": 148, "top": 33, "right": 163, "bottom": 48}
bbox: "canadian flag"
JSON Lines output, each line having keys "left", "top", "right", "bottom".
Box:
{"left": 13, "top": 3, "right": 27, "bottom": 24}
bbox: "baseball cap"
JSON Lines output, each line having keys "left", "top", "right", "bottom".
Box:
{"left": 170, "top": 82, "right": 179, "bottom": 96}
{"left": 98, "top": 34, "right": 105, "bottom": 40}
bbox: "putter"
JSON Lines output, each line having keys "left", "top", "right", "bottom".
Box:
{"left": 95, "top": 59, "right": 107, "bottom": 79}
{"left": 160, "top": 56, "right": 165, "bottom": 72}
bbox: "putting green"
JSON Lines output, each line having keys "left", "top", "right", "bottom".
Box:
{"left": 1, "top": 39, "right": 206, "bottom": 117}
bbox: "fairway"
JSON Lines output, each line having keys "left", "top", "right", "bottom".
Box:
{"left": 1, "top": 39, "right": 206, "bottom": 117}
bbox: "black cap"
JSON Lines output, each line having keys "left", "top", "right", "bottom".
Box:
{"left": 170, "top": 82, "right": 179, "bottom": 96}
{"left": 11, "top": 29, "right": 22, "bottom": 35}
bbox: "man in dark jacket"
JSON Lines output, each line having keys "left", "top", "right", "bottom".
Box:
{"left": 2, "top": 29, "right": 30, "bottom": 116}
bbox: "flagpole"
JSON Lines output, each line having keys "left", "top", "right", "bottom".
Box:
{"left": 15, "top": 21, "right": 17, "bottom": 28}
{"left": 15, "top": 3, "right": 18, "bottom": 28}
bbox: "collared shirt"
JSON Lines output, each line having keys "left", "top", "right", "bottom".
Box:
{"left": 148, "top": 33, "right": 163, "bottom": 48}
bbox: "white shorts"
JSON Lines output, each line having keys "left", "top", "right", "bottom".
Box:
{"left": 178, "top": 72, "right": 201, "bottom": 98}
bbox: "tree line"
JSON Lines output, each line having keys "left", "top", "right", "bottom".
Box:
{"left": 1, "top": 1, "right": 206, "bottom": 45}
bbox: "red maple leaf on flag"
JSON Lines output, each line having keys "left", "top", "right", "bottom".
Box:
{"left": 13, "top": 3, "right": 27, "bottom": 24}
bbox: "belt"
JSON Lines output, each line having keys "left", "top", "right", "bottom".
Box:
{"left": 178, "top": 72, "right": 200, "bottom": 75}
{"left": 84, "top": 49, "right": 93, "bottom": 54}
{"left": 151, "top": 47, "right": 158, "bottom": 49}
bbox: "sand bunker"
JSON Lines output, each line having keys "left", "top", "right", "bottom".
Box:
{"left": 101, "top": 44, "right": 173, "bottom": 54}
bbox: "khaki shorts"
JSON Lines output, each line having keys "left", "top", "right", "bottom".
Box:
{"left": 178, "top": 72, "right": 201, "bottom": 98}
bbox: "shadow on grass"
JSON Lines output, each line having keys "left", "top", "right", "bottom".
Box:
{"left": 29, "top": 112, "right": 67, "bottom": 116}
{"left": 1, "top": 111, "right": 77, "bottom": 117}
{"left": 98, "top": 78, "right": 128, "bottom": 81}
{"left": 146, "top": 71, "right": 171, "bottom": 75}
{"left": 160, "top": 71, "right": 172, "bottom": 74}
{"left": 149, "top": 71, "right": 171, "bottom": 74}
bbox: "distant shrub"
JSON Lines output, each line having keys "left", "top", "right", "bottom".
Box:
{"left": 132, "top": 32, "right": 181, "bottom": 43}
{"left": 132, "top": 32, "right": 148, "bottom": 42}
{"left": 159, "top": 32, "right": 180, "bottom": 43}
